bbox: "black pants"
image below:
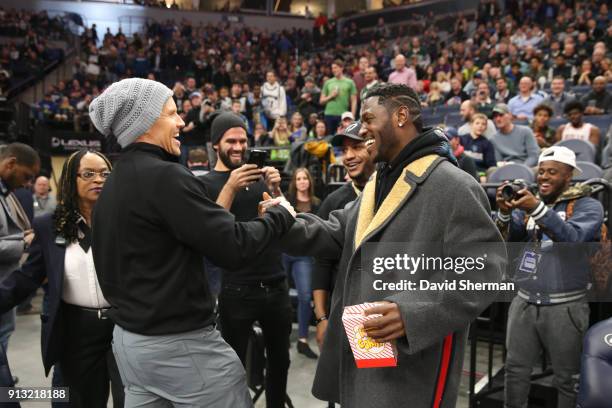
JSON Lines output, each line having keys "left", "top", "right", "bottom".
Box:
{"left": 218, "top": 278, "right": 292, "bottom": 408}
{"left": 59, "top": 303, "right": 124, "bottom": 408}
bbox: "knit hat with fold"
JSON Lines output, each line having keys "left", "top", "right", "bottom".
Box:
{"left": 89, "top": 78, "right": 173, "bottom": 148}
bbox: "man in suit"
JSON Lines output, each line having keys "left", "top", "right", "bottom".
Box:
{"left": 0, "top": 143, "right": 40, "bottom": 374}
{"left": 278, "top": 84, "right": 506, "bottom": 407}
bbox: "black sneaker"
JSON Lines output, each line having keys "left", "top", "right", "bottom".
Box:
{"left": 12, "top": 376, "right": 19, "bottom": 385}
{"left": 297, "top": 341, "right": 318, "bottom": 359}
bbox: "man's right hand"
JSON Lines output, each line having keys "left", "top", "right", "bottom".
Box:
{"left": 495, "top": 183, "right": 513, "bottom": 214}
{"left": 316, "top": 319, "right": 328, "bottom": 350}
{"left": 258, "top": 192, "right": 296, "bottom": 218}
{"left": 226, "top": 164, "right": 263, "bottom": 192}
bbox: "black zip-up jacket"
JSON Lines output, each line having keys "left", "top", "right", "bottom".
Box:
{"left": 92, "top": 143, "right": 294, "bottom": 335}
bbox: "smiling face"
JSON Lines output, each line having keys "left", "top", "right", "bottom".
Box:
{"left": 144, "top": 97, "right": 185, "bottom": 156}
{"left": 537, "top": 160, "right": 573, "bottom": 203}
{"left": 342, "top": 137, "right": 374, "bottom": 186}
{"left": 216, "top": 127, "right": 248, "bottom": 170}
{"left": 360, "top": 96, "right": 400, "bottom": 163}
{"left": 77, "top": 153, "right": 110, "bottom": 207}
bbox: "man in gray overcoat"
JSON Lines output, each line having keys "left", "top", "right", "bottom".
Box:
{"left": 279, "top": 83, "right": 506, "bottom": 407}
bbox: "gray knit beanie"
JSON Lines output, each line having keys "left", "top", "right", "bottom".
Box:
{"left": 89, "top": 78, "right": 174, "bottom": 148}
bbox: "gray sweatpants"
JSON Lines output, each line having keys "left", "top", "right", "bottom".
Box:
{"left": 112, "top": 325, "right": 253, "bottom": 408}
{"left": 504, "top": 296, "right": 589, "bottom": 408}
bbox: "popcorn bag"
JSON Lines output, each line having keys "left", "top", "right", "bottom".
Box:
{"left": 342, "top": 303, "right": 398, "bottom": 368}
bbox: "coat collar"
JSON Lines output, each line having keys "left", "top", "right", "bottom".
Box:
{"left": 354, "top": 154, "right": 442, "bottom": 250}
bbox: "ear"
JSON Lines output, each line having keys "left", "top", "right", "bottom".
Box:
{"left": 396, "top": 105, "right": 409, "bottom": 128}
{"left": 3, "top": 157, "right": 17, "bottom": 170}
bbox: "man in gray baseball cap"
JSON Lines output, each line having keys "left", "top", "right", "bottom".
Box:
{"left": 90, "top": 78, "right": 295, "bottom": 407}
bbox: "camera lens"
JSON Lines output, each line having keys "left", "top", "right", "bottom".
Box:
{"left": 501, "top": 184, "right": 516, "bottom": 201}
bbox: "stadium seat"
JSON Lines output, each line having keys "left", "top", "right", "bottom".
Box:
{"left": 573, "top": 161, "right": 603, "bottom": 181}
{"left": 584, "top": 114, "right": 612, "bottom": 135}
{"left": 512, "top": 119, "right": 529, "bottom": 126}
{"left": 434, "top": 105, "right": 459, "bottom": 115}
{"left": 555, "top": 139, "right": 596, "bottom": 163}
{"left": 570, "top": 85, "right": 592, "bottom": 96}
{"left": 488, "top": 163, "right": 536, "bottom": 184}
{"left": 576, "top": 318, "right": 612, "bottom": 408}
{"left": 549, "top": 118, "right": 568, "bottom": 129}
{"left": 602, "top": 144, "right": 611, "bottom": 169}
{"left": 422, "top": 114, "right": 446, "bottom": 127}
{"left": 444, "top": 112, "right": 463, "bottom": 127}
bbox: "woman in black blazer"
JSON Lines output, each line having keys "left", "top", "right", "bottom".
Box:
{"left": 0, "top": 149, "right": 123, "bottom": 407}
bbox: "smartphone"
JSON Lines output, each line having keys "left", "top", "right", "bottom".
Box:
{"left": 247, "top": 149, "right": 268, "bottom": 168}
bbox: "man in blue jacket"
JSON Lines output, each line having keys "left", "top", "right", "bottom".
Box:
{"left": 495, "top": 146, "right": 604, "bottom": 408}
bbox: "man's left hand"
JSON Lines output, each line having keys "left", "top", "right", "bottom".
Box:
{"left": 511, "top": 188, "right": 540, "bottom": 212}
{"left": 362, "top": 301, "right": 406, "bottom": 343}
{"left": 262, "top": 166, "right": 282, "bottom": 196}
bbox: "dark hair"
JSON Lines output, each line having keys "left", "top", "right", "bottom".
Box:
{"left": 533, "top": 103, "right": 553, "bottom": 116}
{"left": 188, "top": 148, "right": 208, "bottom": 163}
{"left": 364, "top": 83, "right": 423, "bottom": 131}
{"left": 287, "top": 167, "right": 320, "bottom": 207}
{"left": 564, "top": 100, "right": 584, "bottom": 114}
{"left": 53, "top": 150, "right": 112, "bottom": 243}
{"left": 332, "top": 58, "right": 345, "bottom": 68}
{"left": 0, "top": 143, "right": 40, "bottom": 167}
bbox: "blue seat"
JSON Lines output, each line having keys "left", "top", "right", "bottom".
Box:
{"left": 444, "top": 112, "right": 463, "bottom": 128}
{"left": 549, "top": 118, "right": 568, "bottom": 129}
{"left": 570, "top": 85, "right": 592, "bottom": 95}
{"left": 602, "top": 144, "right": 611, "bottom": 169}
{"left": 488, "top": 163, "right": 536, "bottom": 184}
{"left": 573, "top": 161, "right": 603, "bottom": 181}
{"left": 422, "top": 114, "right": 446, "bottom": 127}
{"left": 434, "top": 105, "right": 460, "bottom": 115}
{"left": 555, "top": 139, "right": 596, "bottom": 163}
{"left": 584, "top": 114, "right": 612, "bottom": 134}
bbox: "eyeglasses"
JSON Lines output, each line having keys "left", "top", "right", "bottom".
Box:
{"left": 77, "top": 170, "right": 111, "bottom": 180}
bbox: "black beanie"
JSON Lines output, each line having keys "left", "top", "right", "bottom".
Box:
{"left": 210, "top": 111, "right": 247, "bottom": 145}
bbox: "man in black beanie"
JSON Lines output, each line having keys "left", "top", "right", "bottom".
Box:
{"left": 200, "top": 111, "right": 291, "bottom": 408}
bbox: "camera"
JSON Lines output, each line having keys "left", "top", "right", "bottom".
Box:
{"left": 500, "top": 180, "right": 531, "bottom": 201}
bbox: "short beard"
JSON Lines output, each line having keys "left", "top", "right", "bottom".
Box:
{"left": 218, "top": 149, "right": 245, "bottom": 170}
{"left": 374, "top": 120, "right": 396, "bottom": 163}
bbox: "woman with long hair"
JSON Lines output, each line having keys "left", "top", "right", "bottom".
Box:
{"left": 270, "top": 116, "right": 291, "bottom": 161}
{"left": 283, "top": 168, "right": 320, "bottom": 359}
{"left": 309, "top": 119, "right": 328, "bottom": 140}
{"left": 289, "top": 112, "right": 308, "bottom": 143}
{"left": 0, "top": 149, "right": 123, "bottom": 407}
{"left": 271, "top": 116, "right": 291, "bottom": 146}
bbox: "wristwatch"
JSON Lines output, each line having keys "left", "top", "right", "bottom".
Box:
{"left": 315, "top": 315, "right": 328, "bottom": 325}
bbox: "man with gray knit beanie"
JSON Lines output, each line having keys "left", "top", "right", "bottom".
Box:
{"left": 90, "top": 78, "right": 296, "bottom": 407}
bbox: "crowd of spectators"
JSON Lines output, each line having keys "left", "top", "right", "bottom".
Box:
{"left": 32, "top": 0, "right": 612, "bottom": 180}
{"left": 0, "top": 8, "right": 72, "bottom": 97}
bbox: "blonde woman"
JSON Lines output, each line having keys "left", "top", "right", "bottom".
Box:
{"left": 425, "top": 81, "right": 444, "bottom": 107}
{"left": 270, "top": 116, "right": 291, "bottom": 160}
{"left": 436, "top": 71, "right": 451, "bottom": 94}
{"left": 289, "top": 112, "right": 308, "bottom": 143}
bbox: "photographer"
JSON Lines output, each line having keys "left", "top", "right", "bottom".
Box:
{"left": 495, "top": 146, "right": 604, "bottom": 408}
